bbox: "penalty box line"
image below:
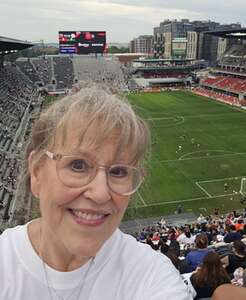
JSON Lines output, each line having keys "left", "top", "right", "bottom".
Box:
{"left": 136, "top": 190, "right": 147, "bottom": 206}
{"left": 195, "top": 181, "right": 212, "bottom": 198}
{"left": 198, "top": 176, "right": 246, "bottom": 184}
{"left": 134, "top": 193, "right": 235, "bottom": 209}
{"left": 196, "top": 176, "right": 246, "bottom": 198}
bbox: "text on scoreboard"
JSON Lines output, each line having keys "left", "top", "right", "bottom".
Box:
{"left": 59, "top": 31, "right": 106, "bottom": 54}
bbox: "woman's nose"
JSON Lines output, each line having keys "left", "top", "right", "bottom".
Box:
{"left": 82, "top": 168, "right": 111, "bottom": 204}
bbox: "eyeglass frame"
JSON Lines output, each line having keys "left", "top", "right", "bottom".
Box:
{"left": 44, "top": 150, "right": 145, "bottom": 196}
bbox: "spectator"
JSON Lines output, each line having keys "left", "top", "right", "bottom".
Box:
{"left": 222, "top": 240, "right": 246, "bottom": 277}
{"left": 161, "top": 240, "right": 190, "bottom": 274}
{"left": 177, "top": 226, "right": 196, "bottom": 245}
{"left": 223, "top": 225, "right": 242, "bottom": 243}
{"left": 212, "top": 284, "right": 246, "bottom": 300}
{"left": 190, "top": 252, "right": 231, "bottom": 299}
{"left": 185, "top": 233, "right": 213, "bottom": 272}
{"left": 235, "top": 218, "right": 244, "bottom": 232}
{"left": 231, "top": 267, "right": 245, "bottom": 286}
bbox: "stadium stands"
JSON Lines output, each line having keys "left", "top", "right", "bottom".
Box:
{"left": 14, "top": 55, "right": 128, "bottom": 93}
{"left": 201, "top": 76, "right": 246, "bottom": 94}
{"left": 16, "top": 59, "right": 41, "bottom": 84}
{"left": 130, "top": 209, "right": 246, "bottom": 296}
{"left": 72, "top": 56, "right": 127, "bottom": 90}
{"left": 130, "top": 59, "right": 196, "bottom": 90}
{"left": 194, "top": 87, "right": 239, "bottom": 106}
{"left": 0, "top": 64, "right": 42, "bottom": 224}
{"left": 220, "top": 45, "right": 246, "bottom": 71}
{"left": 32, "top": 57, "right": 52, "bottom": 86}
{"left": 53, "top": 56, "right": 74, "bottom": 90}
{"left": 196, "top": 41, "right": 246, "bottom": 107}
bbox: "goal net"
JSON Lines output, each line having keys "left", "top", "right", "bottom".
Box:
{"left": 239, "top": 177, "right": 246, "bottom": 196}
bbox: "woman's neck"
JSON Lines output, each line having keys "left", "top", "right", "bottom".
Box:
{"left": 28, "top": 218, "right": 90, "bottom": 272}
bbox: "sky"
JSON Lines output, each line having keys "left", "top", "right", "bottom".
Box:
{"left": 0, "top": 0, "right": 246, "bottom": 44}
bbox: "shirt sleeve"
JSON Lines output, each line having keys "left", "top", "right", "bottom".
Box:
{"left": 143, "top": 255, "right": 194, "bottom": 300}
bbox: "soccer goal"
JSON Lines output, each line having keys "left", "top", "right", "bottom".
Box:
{"left": 239, "top": 178, "right": 246, "bottom": 203}
{"left": 239, "top": 178, "right": 246, "bottom": 195}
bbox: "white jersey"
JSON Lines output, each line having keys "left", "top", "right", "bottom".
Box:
{"left": 177, "top": 233, "right": 196, "bottom": 245}
{"left": 0, "top": 224, "right": 193, "bottom": 300}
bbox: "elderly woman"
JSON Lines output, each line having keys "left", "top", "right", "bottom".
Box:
{"left": 0, "top": 86, "right": 192, "bottom": 299}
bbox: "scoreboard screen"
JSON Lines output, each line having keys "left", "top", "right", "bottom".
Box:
{"left": 59, "top": 31, "right": 106, "bottom": 54}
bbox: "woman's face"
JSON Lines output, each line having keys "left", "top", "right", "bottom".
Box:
{"left": 29, "top": 129, "right": 131, "bottom": 259}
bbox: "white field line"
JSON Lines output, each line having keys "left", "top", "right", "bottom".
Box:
{"left": 199, "top": 176, "right": 246, "bottom": 184}
{"left": 146, "top": 112, "right": 237, "bottom": 121}
{"left": 156, "top": 152, "right": 246, "bottom": 164}
{"left": 136, "top": 190, "right": 147, "bottom": 206}
{"left": 180, "top": 112, "right": 239, "bottom": 119}
{"left": 178, "top": 150, "right": 236, "bottom": 160}
{"left": 135, "top": 193, "right": 235, "bottom": 208}
{"left": 146, "top": 116, "right": 184, "bottom": 121}
{"left": 146, "top": 116, "right": 185, "bottom": 126}
{"left": 146, "top": 117, "right": 177, "bottom": 121}
{"left": 196, "top": 182, "right": 212, "bottom": 198}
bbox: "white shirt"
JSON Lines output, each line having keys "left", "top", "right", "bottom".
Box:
{"left": 177, "top": 233, "right": 196, "bottom": 245}
{"left": 0, "top": 224, "right": 193, "bottom": 300}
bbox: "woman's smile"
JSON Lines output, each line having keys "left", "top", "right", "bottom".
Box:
{"left": 68, "top": 208, "right": 110, "bottom": 227}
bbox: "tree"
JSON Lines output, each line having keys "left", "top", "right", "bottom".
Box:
{"left": 108, "top": 46, "right": 129, "bottom": 54}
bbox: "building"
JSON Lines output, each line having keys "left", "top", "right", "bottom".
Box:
{"left": 186, "top": 31, "right": 198, "bottom": 59}
{"left": 154, "top": 19, "right": 192, "bottom": 59}
{"left": 130, "top": 35, "right": 154, "bottom": 55}
{"left": 153, "top": 19, "right": 241, "bottom": 64}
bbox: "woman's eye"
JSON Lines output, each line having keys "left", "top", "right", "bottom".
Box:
{"left": 110, "top": 166, "right": 129, "bottom": 177}
{"left": 70, "top": 159, "right": 89, "bottom": 172}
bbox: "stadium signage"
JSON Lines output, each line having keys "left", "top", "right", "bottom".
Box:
{"left": 59, "top": 31, "right": 107, "bottom": 54}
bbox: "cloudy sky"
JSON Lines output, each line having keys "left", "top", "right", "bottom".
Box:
{"left": 0, "top": 0, "right": 245, "bottom": 43}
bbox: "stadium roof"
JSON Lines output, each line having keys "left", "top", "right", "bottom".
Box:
{"left": 0, "top": 36, "right": 33, "bottom": 55}
{"left": 204, "top": 28, "right": 246, "bottom": 40}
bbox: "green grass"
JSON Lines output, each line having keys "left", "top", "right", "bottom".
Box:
{"left": 124, "top": 91, "right": 246, "bottom": 220}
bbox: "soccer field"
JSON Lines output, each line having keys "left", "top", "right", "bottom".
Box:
{"left": 124, "top": 91, "right": 246, "bottom": 220}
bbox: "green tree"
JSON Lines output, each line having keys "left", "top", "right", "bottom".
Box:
{"left": 108, "top": 46, "right": 129, "bottom": 54}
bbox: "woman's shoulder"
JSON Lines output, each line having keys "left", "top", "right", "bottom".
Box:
{"left": 112, "top": 230, "right": 176, "bottom": 274}
{"left": 119, "top": 231, "right": 167, "bottom": 260}
{"left": 116, "top": 231, "right": 194, "bottom": 300}
{"left": 0, "top": 224, "right": 28, "bottom": 284}
{"left": 0, "top": 224, "right": 26, "bottom": 250}
{"left": 0, "top": 225, "right": 21, "bottom": 241}
{"left": 0, "top": 224, "right": 26, "bottom": 237}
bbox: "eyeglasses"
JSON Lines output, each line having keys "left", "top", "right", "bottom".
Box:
{"left": 45, "top": 151, "right": 144, "bottom": 196}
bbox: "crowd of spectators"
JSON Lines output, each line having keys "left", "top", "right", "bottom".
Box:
{"left": 15, "top": 55, "right": 129, "bottom": 92}
{"left": 194, "top": 87, "right": 240, "bottom": 106}
{"left": 220, "top": 44, "right": 246, "bottom": 70}
{"left": 201, "top": 76, "right": 246, "bottom": 94}
{"left": 0, "top": 64, "right": 40, "bottom": 223}
{"left": 134, "top": 209, "right": 246, "bottom": 298}
{"left": 32, "top": 57, "right": 52, "bottom": 86}
{"left": 53, "top": 56, "right": 74, "bottom": 89}
{"left": 72, "top": 56, "right": 128, "bottom": 91}
{"left": 15, "top": 59, "right": 41, "bottom": 84}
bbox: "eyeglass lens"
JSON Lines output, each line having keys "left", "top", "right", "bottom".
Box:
{"left": 56, "top": 156, "right": 142, "bottom": 195}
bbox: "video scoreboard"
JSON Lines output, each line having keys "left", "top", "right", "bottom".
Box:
{"left": 59, "top": 31, "right": 107, "bottom": 54}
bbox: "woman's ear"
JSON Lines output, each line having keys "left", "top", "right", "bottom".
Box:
{"left": 28, "top": 151, "right": 42, "bottom": 198}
